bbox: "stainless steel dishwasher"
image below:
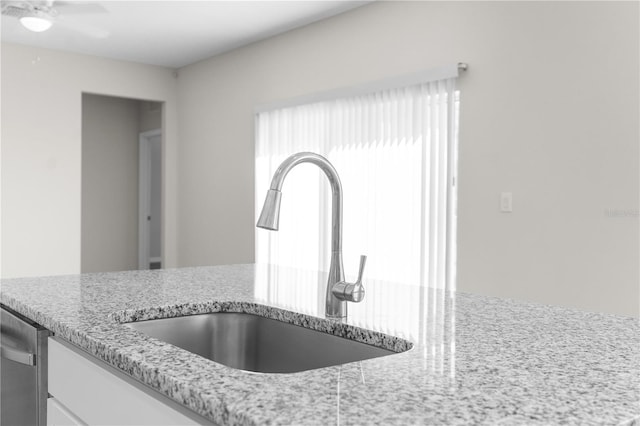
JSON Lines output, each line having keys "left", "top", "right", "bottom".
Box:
{"left": 1, "top": 304, "right": 50, "bottom": 426}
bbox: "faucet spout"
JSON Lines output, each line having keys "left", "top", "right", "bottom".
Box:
{"left": 256, "top": 189, "right": 282, "bottom": 231}
{"left": 257, "top": 152, "right": 363, "bottom": 319}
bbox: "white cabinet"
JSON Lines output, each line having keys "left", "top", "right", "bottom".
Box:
{"left": 47, "top": 398, "right": 86, "bottom": 426}
{"left": 48, "top": 337, "right": 210, "bottom": 425}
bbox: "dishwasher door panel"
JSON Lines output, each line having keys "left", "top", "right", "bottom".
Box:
{"left": 1, "top": 306, "right": 49, "bottom": 426}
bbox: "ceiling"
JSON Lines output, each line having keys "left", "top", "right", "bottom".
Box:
{"left": 1, "top": 1, "right": 370, "bottom": 68}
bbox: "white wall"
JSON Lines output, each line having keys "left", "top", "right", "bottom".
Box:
{"left": 81, "top": 94, "right": 140, "bottom": 273}
{"left": 1, "top": 44, "right": 179, "bottom": 278}
{"left": 176, "top": 1, "right": 639, "bottom": 316}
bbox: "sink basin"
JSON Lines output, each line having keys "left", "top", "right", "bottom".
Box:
{"left": 126, "top": 312, "right": 400, "bottom": 373}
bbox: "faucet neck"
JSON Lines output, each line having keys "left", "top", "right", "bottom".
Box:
{"left": 269, "top": 152, "right": 343, "bottom": 253}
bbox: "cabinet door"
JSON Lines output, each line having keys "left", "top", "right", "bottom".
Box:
{"left": 47, "top": 398, "right": 86, "bottom": 426}
{"left": 48, "top": 337, "right": 205, "bottom": 425}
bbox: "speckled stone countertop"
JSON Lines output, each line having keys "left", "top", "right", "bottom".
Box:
{"left": 1, "top": 264, "right": 638, "bottom": 425}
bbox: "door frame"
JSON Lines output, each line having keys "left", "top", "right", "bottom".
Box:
{"left": 138, "top": 129, "right": 162, "bottom": 270}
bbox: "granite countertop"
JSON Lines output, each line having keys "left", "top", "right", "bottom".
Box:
{"left": 1, "top": 263, "right": 638, "bottom": 425}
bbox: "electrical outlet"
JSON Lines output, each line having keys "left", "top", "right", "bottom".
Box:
{"left": 500, "top": 192, "right": 513, "bottom": 212}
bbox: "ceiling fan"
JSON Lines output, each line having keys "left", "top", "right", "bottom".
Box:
{"left": 1, "top": 1, "right": 108, "bottom": 35}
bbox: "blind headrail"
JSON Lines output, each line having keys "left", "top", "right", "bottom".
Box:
{"left": 255, "top": 62, "right": 467, "bottom": 113}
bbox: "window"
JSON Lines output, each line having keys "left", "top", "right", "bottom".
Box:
{"left": 255, "top": 67, "right": 460, "bottom": 343}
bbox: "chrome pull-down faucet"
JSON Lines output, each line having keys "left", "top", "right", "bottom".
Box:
{"left": 256, "top": 152, "right": 366, "bottom": 319}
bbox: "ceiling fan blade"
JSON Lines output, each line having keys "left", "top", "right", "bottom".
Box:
{"left": 54, "top": 1, "right": 107, "bottom": 15}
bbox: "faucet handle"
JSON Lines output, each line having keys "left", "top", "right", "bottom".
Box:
{"left": 356, "top": 255, "right": 367, "bottom": 284}
{"left": 332, "top": 255, "right": 366, "bottom": 303}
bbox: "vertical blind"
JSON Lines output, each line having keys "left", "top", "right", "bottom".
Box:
{"left": 255, "top": 72, "right": 460, "bottom": 343}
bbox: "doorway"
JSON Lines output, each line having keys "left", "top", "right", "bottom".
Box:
{"left": 81, "top": 94, "right": 163, "bottom": 273}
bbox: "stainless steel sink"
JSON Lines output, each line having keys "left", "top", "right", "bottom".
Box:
{"left": 125, "top": 312, "right": 398, "bottom": 373}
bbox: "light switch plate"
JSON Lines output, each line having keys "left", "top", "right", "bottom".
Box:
{"left": 501, "top": 192, "right": 513, "bottom": 212}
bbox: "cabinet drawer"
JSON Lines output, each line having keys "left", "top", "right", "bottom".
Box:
{"left": 48, "top": 337, "right": 206, "bottom": 425}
